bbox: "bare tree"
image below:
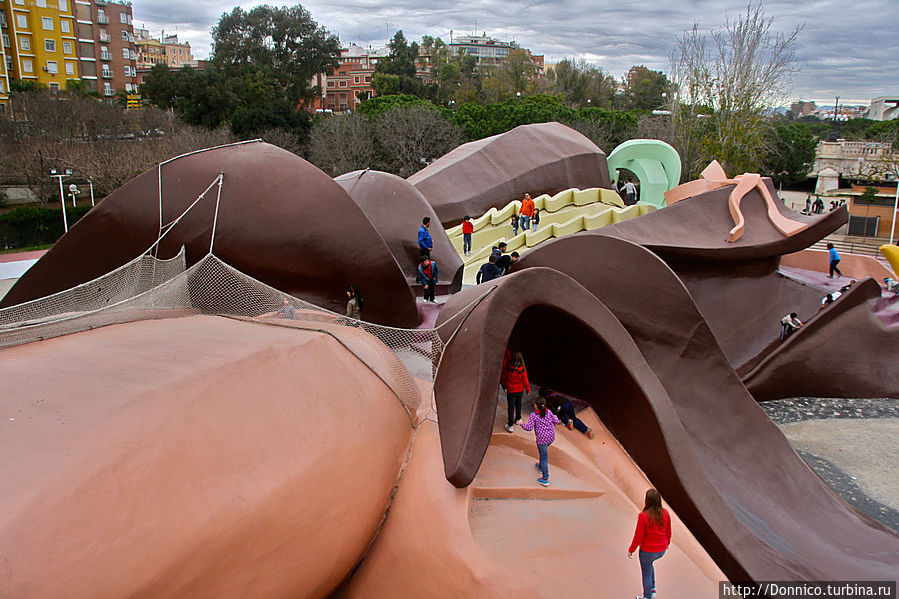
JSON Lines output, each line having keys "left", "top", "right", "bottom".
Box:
{"left": 373, "top": 105, "right": 464, "bottom": 178}
{"left": 305, "top": 113, "right": 376, "bottom": 177}
{"left": 669, "top": 2, "right": 801, "bottom": 178}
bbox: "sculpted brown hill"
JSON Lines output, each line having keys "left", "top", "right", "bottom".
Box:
{"left": 1, "top": 142, "right": 420, "bottom": 327}
{"left": 408, "top": 121, "right": 611, "bottom": 226}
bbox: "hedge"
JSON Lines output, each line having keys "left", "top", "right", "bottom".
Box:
{"left": 0, "top": 205, "right": 93, "bottom": 250}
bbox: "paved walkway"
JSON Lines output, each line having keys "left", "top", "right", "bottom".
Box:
{"left": 762, "top": 397, "right": 899, "bottom": 531}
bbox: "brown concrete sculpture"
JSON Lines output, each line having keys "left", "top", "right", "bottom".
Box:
{"left": 0, "top": 142, "right": 420, "bottom": 327}
{"left": 430, "top": 237, "right": 898, "bottom": 583}
{"left": 408, "top": 122, "right": 611, "bottom": 226}
{"left": 335, "top": 169, "right": 463, "bottom": 293}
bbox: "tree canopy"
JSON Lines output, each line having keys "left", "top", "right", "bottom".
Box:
{"left": 211, "top": 4, "right": 340, "bottom": 103}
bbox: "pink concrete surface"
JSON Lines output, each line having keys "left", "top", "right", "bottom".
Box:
{"left": 781, "top": 249, "right": 894, "bottom": 280}
{"left": 341, "top": 405, "right": 724, "bottom": 598}
{"left": 0, "top": 249, "right": 47, "bottom": 263}
{"left": 1, "top": 315, "right": 412, "bottom": 598}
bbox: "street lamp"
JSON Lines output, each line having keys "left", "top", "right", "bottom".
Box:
{"left": 88, "top": 176, "right": 95, "bottom": 207}
{"left": 49, "top": 167, "right": 73, "bottom": 233}
{"left": 68, "top": 183, "right": 79, "bottom": 208}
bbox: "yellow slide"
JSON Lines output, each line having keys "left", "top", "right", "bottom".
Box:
{"left": 446, "top": 188, "right": 656, "bottom": 285}
{"left": 880, "top": 244, "right": 899, "bottom": 277}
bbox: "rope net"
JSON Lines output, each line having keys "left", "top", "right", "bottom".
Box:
{"left": 0, "top": 248, "right": 186, "bottom": 329}
{"left": 0, "top": 253, "right": 482, "bottom": 423}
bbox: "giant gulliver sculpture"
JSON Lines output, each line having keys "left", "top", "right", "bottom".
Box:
{"left": 1, "top": 124, "right": 897, "bottom": 597}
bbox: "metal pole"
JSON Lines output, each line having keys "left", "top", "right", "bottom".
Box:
{"left": 71, "top": 191, "right": 76, "bottom": 208}
{"left": 89, "top": 178, "right": 94, "bottom": 207}
{"left": 55, "top": 175, "right": 68, "bottom": 233}
{"left": 891, "top": 181, "right": 898, "bottom": 246}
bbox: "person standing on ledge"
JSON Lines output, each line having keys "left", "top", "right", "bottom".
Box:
{"left": 628, "top": 488, "right": 671, "bottom": 599}
{"left": 779, "top": 312, "right": 802, "bottom": 341}
{"left": 827, "top": 242, "right": 843, "bottom": 279}
{"left": 519, "top": 193, "right": 535, "bottom": 231}
{"left": 461, "top": 215, "right": 473, "bottom": 256}
{"left": 417, "top": 255, "right": 439, "bottom": 303}
{"left": 418, "top": 217, "right": 433, "bottom": 258}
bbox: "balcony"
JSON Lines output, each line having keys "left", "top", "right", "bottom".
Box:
{"left": 98, "top": 33, "right": 110, "bottom": 42}
{"left": 103, "top": 88, "right": 114, "bottom": 97}
{"left": 95, "top": 0, "right": 106, "bottom": 4}
{"left": 100, "top": 53, "right": 110, "bottom": 61}
{"left": 101, "top": 70, "right": 112, "bottom": 78}
{"left": 96, "top": 15, "right": 109, "bottom": 24}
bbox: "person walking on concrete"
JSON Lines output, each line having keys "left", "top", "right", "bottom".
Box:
{"left": 510, "top": 214, "right": 519, "bottom": 237}
{"left": 476, "top": 254, "right": 503, "bottom": 284}
{"left": 519, "top": 394, "right": 559, "bottom": 487}
{"left": 461, "top": 215, "right": 474, "bottom": 256}
{"left": 623, "top": 180, "right": 637, "bottom": 205}
{"left": 827, "top": 242, "right": 843, "bottom": 278}
{"left": 418, "top": 217, "right": 433, "bottom": 258}
{"left": 628, "top": 488, "right": 672, "bottom": 599}
{"left": 417, "top": 255, "right": 439, "bottom": 302}
{"left": 532, "top": 208, "right": 540, "bottom": 232}
{"left": 541, "top": 387, "right": 593, "bottom": 438}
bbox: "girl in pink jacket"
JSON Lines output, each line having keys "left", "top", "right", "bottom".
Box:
{"left": 519, "top": 395, "right": 560, "bottom": 486}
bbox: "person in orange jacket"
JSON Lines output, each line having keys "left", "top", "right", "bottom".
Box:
{"left": 500, "top": 351, "right": 530, "bottom": 432}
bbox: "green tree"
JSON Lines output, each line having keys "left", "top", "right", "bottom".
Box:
{"left": 545, "top": 59, "right": 617, "bottom": 108}
{"left": 211, "top": 4, "right": 340, "bottom": 104}
{"left": 373, "top": 30, "right": 425, "bottom": 97}
{"left": 761, "top": 122, "right": 816, "bottom": 186}
{"left": 623, "top": 67, "right": 671, "bottom": 111}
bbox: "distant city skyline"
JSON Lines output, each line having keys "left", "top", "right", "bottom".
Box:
{"left": 132, "top": 0, "right": 897, "bottom": 107}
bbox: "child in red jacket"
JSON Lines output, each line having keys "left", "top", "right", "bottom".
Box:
{"left": 462, "top": 215, "right": 474, "bottom": 256}
{"left": 500, "top": 351, "right": 530, "bottom": 432}
{"left": 628, "top": 488, "right": 672, "bottom": 599}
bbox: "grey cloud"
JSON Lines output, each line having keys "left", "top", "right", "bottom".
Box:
{"left": 132, "top": 0, "right": 897, "bottom": 103}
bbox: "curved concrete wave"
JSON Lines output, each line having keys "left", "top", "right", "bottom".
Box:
{"left": 432, "top": 237, "right": 898, "bottom": 582}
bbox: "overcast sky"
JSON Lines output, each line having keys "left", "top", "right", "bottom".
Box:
{"left": 132, "top": 0, "right": 898, "bottom": 106}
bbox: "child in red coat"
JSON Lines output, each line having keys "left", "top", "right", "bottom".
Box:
{"left": 500, "top": 351, "right": 530, "bottom": 432}
{"left": 628, "top": 488, "right": 672, "bottom": 599}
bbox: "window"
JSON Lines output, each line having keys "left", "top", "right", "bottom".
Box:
{"left": 338, "top": 71, "right": 346, "bottom": 76}
{"left": 364, "top": 75, "right": 371, "bottom": 83}
{"left": 63, "top": 41, "right": 72, "bottom": 54}
{"left": 65, "top": 61, "right": 74, "bottom": 75}
{"left": 60, "top": 20, "right": 70, "bottom": 33}
{"left": 353, "top": 76, "right": 360, "bottom": 84}
{"left": 0, "top": 12, "right": 6, "bottom": 27}
{"left": 122, "top": 48, "right": 129, "bottom": 59}
{"left": 46, "top": 60, "right": 58, "bottom": 73}
{"left": 37, "top": 0, "right": 47, "bottom": 6}
{"left": 45, "top": 39, "right": 56, "bottom": 52}
{"left": 120, "top": 12, "right": 127, "bottom": 23}
{"left": 22, "top": 59, "right": 33, "bottom": 73}
{"left": 338, "top": 80, "right": 347, "bottom": 87}
{"left": 42, "top": 17, "right": 54, "bottom": 31}
{"left": 121, "top": 30, "right": 128, "bottom": 41}
{"left": 327, "top": 80, "right": 334, "bottom": 88}
{"left": 58, "top": 0, "right": 68, "bottom": 11}
{"left": 2, "top": 35, "right": 9, "bottom": 48}
{"left": 16, "top": 15, "right": 28, "bottom": 29}
{"left": 14, "top": 0, "right": 24, "bottom": 5}
{"left": 20, "top": 37, "right": 30, "bottom": 51}
{"left": 103, "top": 82, "right": 111, "bottom": 95}
{"left": 122, "top": 65, "right": 130, "bottom": 76}
{"left": 49, "top": 82, "right": 60, "bottom": 94}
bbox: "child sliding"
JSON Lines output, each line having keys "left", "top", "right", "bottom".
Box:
{"left": 519, "top": 395, "right": 560, "bottom": 486}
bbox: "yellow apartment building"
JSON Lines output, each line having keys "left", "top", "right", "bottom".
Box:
{"left": 0, "top": 0, "right": 80, "bottom": 107}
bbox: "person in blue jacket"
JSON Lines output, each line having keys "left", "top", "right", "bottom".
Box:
{"left": 827, "top": 243, "right": 842, "bottom": 278}
{"left": 418, "top": 217, "right": 433, "bottom": 258}
{"left": 417, "top": 255, "right": 439, "bottom": 302}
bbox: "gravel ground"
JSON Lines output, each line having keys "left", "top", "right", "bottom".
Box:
{"left": 761, "top": 397, "right": 899, "bottom": 531}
